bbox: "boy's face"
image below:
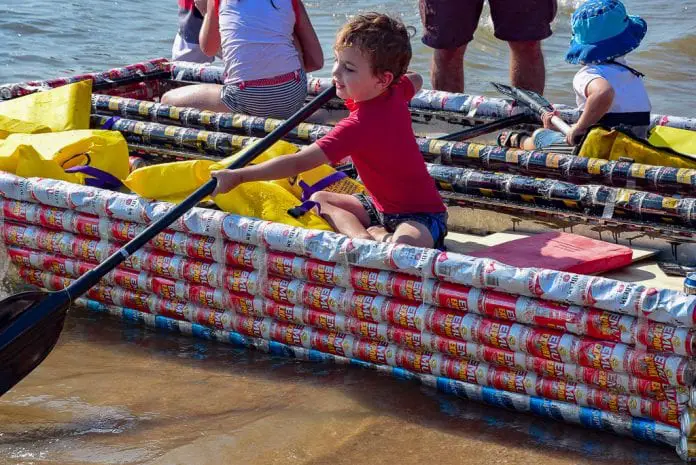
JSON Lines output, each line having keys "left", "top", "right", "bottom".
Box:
{"left": 332, "top": 45, "right": 393, "bottom": 102}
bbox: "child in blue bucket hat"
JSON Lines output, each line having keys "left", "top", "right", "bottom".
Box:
{"left": 499, "top": 0, "right": 652, "bottom": 151}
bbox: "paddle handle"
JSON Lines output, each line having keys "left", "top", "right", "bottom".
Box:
{"left": 437, "top": 113, "right": 532, "bottom": 141}
{"left": 550, "top": 115, "right": 572, "bottom": 136}
{"left": 65, "top": 85, "right": 336, "bottom": 299}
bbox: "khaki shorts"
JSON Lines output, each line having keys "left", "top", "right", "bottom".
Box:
{"left": 419, "top": 0, "right": 557, "bottom": 49}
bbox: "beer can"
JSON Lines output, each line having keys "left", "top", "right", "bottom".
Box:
{"left": 681, "top": 409, "right": 696, "bottom": 439}
{"left": 677, "top": 435, "right": 696, "bottom": 462}
{"left": 685, "top": 272, "right": 696, "bottom": 295}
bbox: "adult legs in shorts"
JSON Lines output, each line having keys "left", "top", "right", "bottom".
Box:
{"left": 419, "top": 0, "right": 483, "bottom": 92}
{"left": 419, "top": 0, "right": 556, "bottom": 93}
{"left": 490, "top": 0, "right": 556, "bottom": 95}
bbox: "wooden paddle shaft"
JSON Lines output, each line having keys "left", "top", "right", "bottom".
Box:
{"left": 551, "top": 115, "right": 572, "bottom": 135}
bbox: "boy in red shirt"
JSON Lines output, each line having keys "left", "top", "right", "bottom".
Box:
{"left": 212, "top": 13, "right": 448, "bottom": 249}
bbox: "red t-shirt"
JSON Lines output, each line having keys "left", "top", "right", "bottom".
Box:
{"left": 316, "top": 77, "right": 446, "bottom": 214}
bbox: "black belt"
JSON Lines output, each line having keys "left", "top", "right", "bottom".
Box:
{"left": 598, "top": 111, "right": 651, "bottom": 128}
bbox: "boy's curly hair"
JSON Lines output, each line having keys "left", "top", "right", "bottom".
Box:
{"left": 335, "top": 13, "right": 413, "bottom": 84}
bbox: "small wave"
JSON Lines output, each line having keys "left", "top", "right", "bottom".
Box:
{"left": 0, "top": 21, "right": 49, "bottom": 36}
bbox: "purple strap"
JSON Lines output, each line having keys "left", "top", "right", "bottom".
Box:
{"left": 101, "top": 116, "right": 121, "bottom": 130}
{"left": 298, "top": 171, "right": 347, "bottom": 201}
{"left": 64, "top": 165, "right": 124, "bottom": 190}
{"left": 287, "top": 200, "right": 320, "bottom": 219}
{"left": 288, "top": 171, "right": 347, "bottom": 218}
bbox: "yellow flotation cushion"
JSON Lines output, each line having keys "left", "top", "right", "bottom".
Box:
{"left": 648, "top": 126, "right": 696, "bottom": 157}
{"left": 0, "top": 115, "right": 51, "bottom": 140}
{"left": 124, "top": 140, "right": 336, "bottom": 231}
{"left": 578, "top": 126, "right": 696, "bottom": 169}
{"left": 0, "top": 80, "right": 92, "bottom": 132}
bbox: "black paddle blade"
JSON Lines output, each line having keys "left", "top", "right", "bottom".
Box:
{"left": 0, "top": 291, "right": 69, "bottom": 396}
{"left": 491, "top": 82, "right": 554, "bottom": 114}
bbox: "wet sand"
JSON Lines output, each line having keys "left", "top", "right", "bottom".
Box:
{"left": 0, "top": 306, "right": 682, "bottom": 465}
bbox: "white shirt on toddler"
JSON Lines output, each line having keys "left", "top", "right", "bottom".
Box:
{"left": 572, "top": 57, "right": 652, "bottom": 113}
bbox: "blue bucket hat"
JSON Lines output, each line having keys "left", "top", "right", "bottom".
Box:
{"left": 565, "top": 0, "right": 647, "bottom": 65}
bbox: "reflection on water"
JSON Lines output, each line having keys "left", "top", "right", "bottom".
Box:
{"left": 0, "top": 306, "right": 680, "bottom": 464}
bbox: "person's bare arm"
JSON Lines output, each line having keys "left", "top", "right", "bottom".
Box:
{"left": 564, "top": 77, "right": 614, "bottom": 144}
{"left": 194, "top": 0, "right": 207, "bottom": 15}
{"left": 211, "top": 143, "right": 330, "bottom": 196}
{"left": 293, "top": 0, "right": 324, "bottom": 72}
{"left": 576, "top": 77, "right": 615, "bottom": 131}
{"left": 404, "top": 72, "right": 423, "bottom": 93}
{"left": 199, "top": 0, "right": 221, "bottom": 57}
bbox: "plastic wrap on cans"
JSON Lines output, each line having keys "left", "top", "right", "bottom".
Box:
{"left": 345, "top": 238, "right": 437, "bottom": 277}
{"left": 636, "top": 320, "right": 696, "bottom": 357}
{"left": 221, "top": 214, "right": 266, "bottom": 245}
{"left": 686, "top": 273, "right": 696, "bottom": 296}
{"left": 225, "top": 242, "right": 263, "bottom": 269}
{"left": 299, "top": 282, "right": 348, "bottom": 314}
{"left": 585, "top": 309, "right": 637, "bottom": 346}
{"left": 577, "top": 365, "right": 689, "bottom": 403}
{"left": 69, "top": 295, "right": 683, "bottom": 449}
{"left": 432, "top": 251, "right": 696, "bottom": 327}
{"left": 17, "top": 249, "right": 682, "bottom": 403}
{"left": 681, "top": 409, "right": 696, "bottom": 439}
{"left": 0, "top": 58, "right": 169, "bottom": 99}
{"left": 22, "top": 205, "right": 253, "bottom": 268}
{"left": 628, "top": 351, "right": 695, "bottom": 386}
{"left": 178, "top": 68, "right": 695, "bottom": 133}
{"left": 350, "top": 268, "right": 424, "bottom": 302}
{"left": 678, "top": 436, "right": 696, "bottom": 462}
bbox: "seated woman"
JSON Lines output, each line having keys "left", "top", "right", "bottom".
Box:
{"left": 162, "top": 0, "right": 324, "bottom": 119}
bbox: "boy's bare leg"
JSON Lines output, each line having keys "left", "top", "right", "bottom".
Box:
{"left": 390, "top": 221, "right": 435, "bottom": 248}
{"left": 160, "top": 84, "right": 229, "bottom": 112}
{"left": 309, "top": 191, "right": 372, "bottom": 240}
{"left": 366, "top": 226, "right": 391, "bottom": 242}
{"left": 508, "top": 40, "right": 545, "bottom": 95}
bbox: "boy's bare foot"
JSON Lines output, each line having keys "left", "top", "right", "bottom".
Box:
{"left": 367, "top": 226, "right": 393, "bottom": 242}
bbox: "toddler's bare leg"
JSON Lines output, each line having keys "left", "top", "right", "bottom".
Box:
{"left": 521, "top": 131, "right": 540, "bottom": 151}
{"left": 309, "top": 191, "right": 372, "bottom": 240}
